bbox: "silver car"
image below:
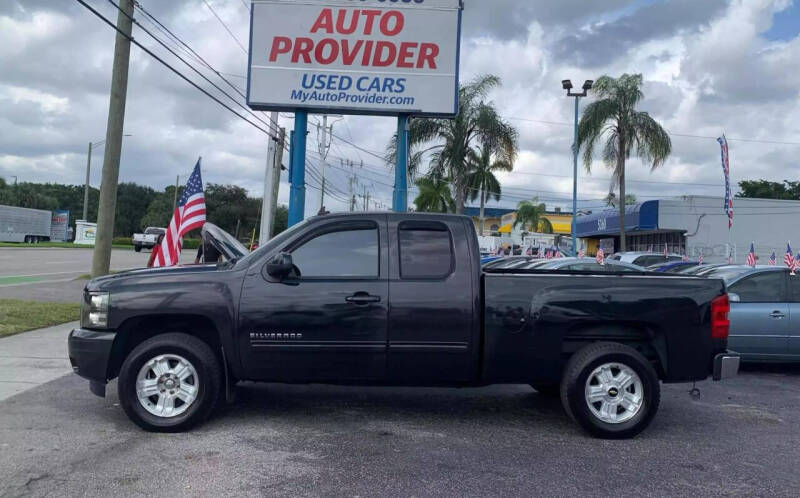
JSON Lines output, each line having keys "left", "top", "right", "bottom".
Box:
{"left": 609, "top": 251, "right": 684, "bottom": 267}
{"left": 520, "top": 257, "right": 646, "bottom": 272}
{"left": 702, "top": 266, "right": 800, "bottom": 362}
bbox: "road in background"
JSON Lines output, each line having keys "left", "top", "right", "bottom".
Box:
{"left": 0, "top": 247, "right": 196, "bottom": 284}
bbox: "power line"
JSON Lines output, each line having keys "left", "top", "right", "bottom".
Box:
{"left": 201, "top": 0, "right": 248, "bottom": 55}
{"left": 131, "top": 1, "right": 282, "bottom": 135}
{"left": 107, "top": 0, "right": 278, "bottom": 136}
{"left": 78, "top": 0, "right": 275, "bottom": 139}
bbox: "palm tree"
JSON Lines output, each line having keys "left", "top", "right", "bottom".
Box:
{"left": 577, "top": 74, "right": 671, "bottom": 251}
{"left": 466, "top": 144, "right": 513, "bottom": 235}
{"left": 514, "top": 197, "right": 553, "bottom": 234}
{"left": 413, "top": 176, "right": 455, "bottom": 213}
{"left": 604, "top": 192, "right": 637, "bottom": 208}
{"left": 387, "top": 75, "right": 518, "bottom": 214}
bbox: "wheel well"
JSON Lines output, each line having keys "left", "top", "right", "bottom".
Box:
{"left": 561, "top": 324, "right": 668, "bottom": 379}
{"left": 107, "top": 314, "right": 224, "bottom": 381}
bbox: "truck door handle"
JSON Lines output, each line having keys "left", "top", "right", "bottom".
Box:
{"left": 345, "top": 293, "right": 381, "bottom": 305}
{"left": 770, "top": 311, "right": 786, "bottom": 319}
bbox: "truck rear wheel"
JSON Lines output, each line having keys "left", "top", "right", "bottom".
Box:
{"left": 117, "top": 333, "right": 221, "bottom": 432}
{"left": 560, "top": 342, "right": 660, "bottom": 439}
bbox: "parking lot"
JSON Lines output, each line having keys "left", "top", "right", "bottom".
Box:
{"left": 1, "top": 363, "right": 799, "bottom": 496}
{"left": 2, "top": 248, "right": 799, "bottom": 496}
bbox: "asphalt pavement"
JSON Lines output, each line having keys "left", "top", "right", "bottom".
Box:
{"left": 1, "top": 365, "right": 799, "bottom": 497}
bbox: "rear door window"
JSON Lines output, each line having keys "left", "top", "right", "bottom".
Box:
{"left": 789, "top": 276, "right": 800, "bottom": 303}
{"left": 728, "top": 272, "right": 786, "bottom": 303}
{"left": 398, "top": 222, "right": 453, "bottom": 279}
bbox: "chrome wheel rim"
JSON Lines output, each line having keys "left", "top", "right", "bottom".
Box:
{"left": 136, "top": 354, "right": 199, "bottom": 418}
{"left": 585, "top": 362, "right": 644, "bottom": 424}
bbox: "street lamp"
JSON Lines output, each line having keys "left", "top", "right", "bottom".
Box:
{"left": 83, "top": 134, "right": 131, "bottom": 221}
{"left": 562, "top": 79, "right": 593, "bottom": 256}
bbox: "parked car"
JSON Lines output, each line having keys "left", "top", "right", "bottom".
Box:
{"left": 701, "top": 265, "right": 800, "bottom": 362}
{"left": 69, "top": 213, "right": 738, "bottom": 439}
{"left": 523, "top": 257, "right": 646, "bottom": 272}
{"left": 609, "top": 251, "right": 684, "bottom": 267}
{"left": 132, "top": 227, "right": 166, "bottom": 252}
{"left": 647, "top": 261, "right": 701, "bottom": 273}
{"left": 680, "top": 263, "right": 729, "bottom": 276}
{"left": 482, "top": 256, "right": 540, "bottom": 269}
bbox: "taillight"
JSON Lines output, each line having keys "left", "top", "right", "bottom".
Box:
{"left": 711, "top": 294, "right": 730, "bottom": 339}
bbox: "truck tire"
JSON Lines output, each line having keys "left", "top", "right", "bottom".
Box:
{"left": 560, "top": 342, "right": 660, "bottom": 439}
{"left": 134, "top": 244, "right": 142, "bottom": 252}
{"left": 117, "top": 333, "right": 221, "bottom": 432}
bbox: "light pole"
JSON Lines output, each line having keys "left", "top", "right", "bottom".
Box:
{"left": 562, "top": 79, "right": 593, "bottom": 256}
{"left": 83, "top": 134, "right": 131, "bottom": 222}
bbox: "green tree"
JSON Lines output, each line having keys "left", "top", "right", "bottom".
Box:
{"left": 737, "top": 180, "right": 799, "bottom": 200}
{"left": 114, "top": 183, "right": 156, "bottom": 236}
{"left": 413, "top": 176, "right": 455, "bottom": 213}
{"left": 387, "top": 75, "right": 518, "bottom": 213}
{"left": 578, "top": 74, "right": 672, "bottom": 251}
{"left": 514, "top": 197, "right": 553, "bottom": 233}
{"left": 466, "top": 144, "right": 513, "bottom": 235}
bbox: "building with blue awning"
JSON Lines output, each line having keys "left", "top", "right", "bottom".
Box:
{"left": 574, "top": 196, "right": 800, "bottom": 263}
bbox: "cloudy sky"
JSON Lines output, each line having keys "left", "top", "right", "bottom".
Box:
{"left": 1, "top": 0, "right": 799, "bottom": 217}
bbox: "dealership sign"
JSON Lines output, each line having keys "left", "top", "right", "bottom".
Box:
{"left": 247, "top": 0, "right": 462, "bottom": 117}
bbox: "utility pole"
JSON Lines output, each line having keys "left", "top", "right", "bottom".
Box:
{"left": 91, "top": 0, "right": 133, "bottom": 278}
{"left": 172, "top": 174, "right": 180, "bottom": 212}
{"left": 259, "top": 111, "right": 280, "bottom": 245}
{"left": 269, "top": 127, "right": 286, "bottom": 237}
{"left": 83, "top": 142, "right": 92, "bottom": 221}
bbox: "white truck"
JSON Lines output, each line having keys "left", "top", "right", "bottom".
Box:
{"left": 0, "top": 205, "right": 52, "bottom": 243}
{"left": 132, "top": 227, "right": 166, "bottom": 252}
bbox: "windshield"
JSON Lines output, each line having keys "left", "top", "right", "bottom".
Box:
{"left": 700, "top": 267, "right": 752, "bottom": 283}
{"left": 144, "top": 227, "right": 164, "bottom": 235}
{"left": 234, "top": 218, "right": 312, "bottom": 266}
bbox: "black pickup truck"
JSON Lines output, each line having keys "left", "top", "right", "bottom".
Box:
{"left": 69, "top": 213, "right": 739, "bottom": 438}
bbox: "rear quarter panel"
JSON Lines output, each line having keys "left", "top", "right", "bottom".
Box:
{"left": 482, "top": 273, "right": 726, "bottom": 383}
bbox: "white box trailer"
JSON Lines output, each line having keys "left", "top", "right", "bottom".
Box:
{"left": 0, "top": 205, "right": 52, "bottom": 243}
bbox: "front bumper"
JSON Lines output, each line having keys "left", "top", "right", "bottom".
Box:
{"left": 713, "top": 352, "right": 740, "bottom": 381}
{"left": 68, "top": 328, "right": 115, "bottom": 397}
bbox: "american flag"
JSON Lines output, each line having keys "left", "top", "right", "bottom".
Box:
{"left": 154, "top": 159, "right": 206, "bottom": 267}
{"left": 769, "top": 252, "right": 777, "bottom": 266}
{"left": 785, "top": 243, "right": 795, "bottom": 273}
{"left": 578, "top": 242, "right": 585, "bottom": 258}
{"left": 718, "top": 135, "right": 733, "bottom": 229}
{"left": 682, "top": 253, "right": 689, "bottom": 262}
{"left": 698, "top": 253, "right": 703, "bottom": 265}
{"left": 746, "top": 242, "right": 756, "bottom": 267}
{"left": 596, "top": 248, "right": 605, "bottom": 265}
{"left": 663, "top": 242, "right": 668, "bottom": 258}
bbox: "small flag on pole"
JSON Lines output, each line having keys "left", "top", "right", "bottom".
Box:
{"left": 682, "top": 253, "right": 689, "bottom": 262}
{"left": 698, "top": 253, "right": 703, "bottom": 265}
{"left": 663, "top": 242, "right": 668, "bottom": 258}
{"left": 596, "top": 248, "right": 605, "bottom": 265}
{"left": 785, "top": 243, "right": 795, "bottom": 274}
{"left": 578, "top": 242, "right": 585, "bottom": 259}
{"left": 769, "top": 252, "right": 777, "bottom": 266}
{"left": 746, "top": 242, "right": 756, "bottom": 267}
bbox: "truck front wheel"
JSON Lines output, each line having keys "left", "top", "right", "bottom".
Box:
{"left": 134, "top": 244, "right": 142, "bottom": 252}
{"left": 560, "top": 342, "right": 660, "bottom": 439}
{"left": 117, "top": 333, "right": 221, "bottom": 432}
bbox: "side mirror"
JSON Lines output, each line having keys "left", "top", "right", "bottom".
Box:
{"left": 266, "top": 252, "right": 294, "bottom": 280}
{"left": 728, "top": 293, "right": 741, "bottom": 303}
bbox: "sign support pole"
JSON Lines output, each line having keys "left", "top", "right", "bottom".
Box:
{"left": 393, "top": 115, "right": 409, "bottom": 212}
{"left": 288, "top": 110, "right": 307, "bottom": 227}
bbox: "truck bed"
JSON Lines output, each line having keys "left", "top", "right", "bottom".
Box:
{"left": 481, "top": 270, "right": 727, "bottom": 384}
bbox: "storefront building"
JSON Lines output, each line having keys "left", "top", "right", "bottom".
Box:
{"left": 574, "top": 196, "right": 800, "bottom": 263}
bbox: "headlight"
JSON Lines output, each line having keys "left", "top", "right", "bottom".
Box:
{"left": 81, "top": 291, "right": 110, "bottom": 329}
